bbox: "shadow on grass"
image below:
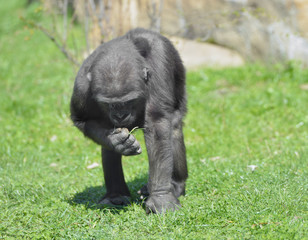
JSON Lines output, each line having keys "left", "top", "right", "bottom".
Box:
{"left": 67, "top": 175, "right": 148, "bottom": 212}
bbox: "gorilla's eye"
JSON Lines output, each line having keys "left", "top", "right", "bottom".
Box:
{"left": 126, "top": 99, "right": 135, "bottom": 105}
{"left": 108, "top": 102, "right": 127, "bottom": 110}
{"left": 109, "top": 103, "right": 117, "bottom": 109}
{"left": 99, "top": 102, "right": 108, "bottom": 110}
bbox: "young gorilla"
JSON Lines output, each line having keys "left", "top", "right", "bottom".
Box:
{"left": 70, "top": 28, "right": 188, "bottom": 213}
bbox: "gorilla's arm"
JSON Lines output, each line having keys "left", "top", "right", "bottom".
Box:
{"left": 70, "top": 73, "right": 141, "bottom": 156}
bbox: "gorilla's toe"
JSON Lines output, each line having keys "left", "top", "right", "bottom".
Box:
{"left": 99, "top": 195, "right": 130, "bottom": 206}
{"left": 145, "top": 192, "right": 180, "bottom": 214}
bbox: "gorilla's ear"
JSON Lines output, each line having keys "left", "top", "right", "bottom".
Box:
{"left": 133, "top": 37, "right": 151, "bottom": 58}
{"left": 86, "top": 72, "right": 92, "bottom": 82}
{"left": 143, "top": 67, "right": 149, "bottom": 82}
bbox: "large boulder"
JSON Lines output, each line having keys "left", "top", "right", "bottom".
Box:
{"left": 170, "top": 37, "right": 244, "bottom": 68}
{"left": 62, "top": 0, "right": 308, "bottom": 65}
{"left": 158, "top": 0, "right": 308, "bottom": 64}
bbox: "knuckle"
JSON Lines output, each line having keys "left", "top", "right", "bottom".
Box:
{"left": 122, "top": 149, "right": 131, "bottom": 156}
{"left": 115, "top": 144, "right": 124, "bottom": 153}
{"left": 110, "top": 137, "right": 119, "bottom": 146}
{"left": 126, "top": 135, "right": 135, "bottom": 145}
{"left": 122, "top": 128, "right": 129, "bottom": 134}
{"left": 133, "top": 141, "right": 140, "bottom": 148}
{"left": 119, "top": 132, "right": 129, "bottom": 142}
{"left": 112, "top": 128, "right": 122, "bottom": 134}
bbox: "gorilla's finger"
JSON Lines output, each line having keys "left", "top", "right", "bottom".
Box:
{"left": 115, "top": 129, "right": 131, "bottom": 143}
{"left": 123, "top": 134, "right": 137, "bottom": 147}
{"left": 112, "top": 128, "right": 122, "bottom": 134}
{"left": 122, "top": 146, "right": 142, "bottom": 156}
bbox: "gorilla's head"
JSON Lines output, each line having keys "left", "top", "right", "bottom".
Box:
{"left": 88, "top": 40, "right": 149, "bottom": 127}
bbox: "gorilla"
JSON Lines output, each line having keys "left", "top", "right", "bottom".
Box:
{"left": 70, "top": 28, "right": 187, "bottom": 213}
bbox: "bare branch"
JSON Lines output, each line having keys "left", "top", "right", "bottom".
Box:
{"left": 66, "top": 8, "right": 80, "bottom": 61}
{"left": 97, "top": 0, "right": 105, "bottom": 39}
{"left": 89, "top": 0, "right": 96, "bottom": 11}
{"left": 24, "top": 18, "right": 80, "bottom": 66}
{"left": 84, "top": 0, "right": 90, "bottom": 55}
{"left": 148, "top": 0, "right": 164, "bottom": 32}
{"left": 157, "top": 0, "right": 164, "bottom": 32}
{"left": 105, "top": 0, "right": 113, "bottom": 36}
{"left": 176, "top": 0, "right": 188, "bottom": 37}
{"left": 39, "top": 25, "right": 80, "bottom": 66}
{"left": 62, "top": 0, "right": 68, "bottom": 42}
{"left": 89, "top": 0, "right": 105, "bottom": 41}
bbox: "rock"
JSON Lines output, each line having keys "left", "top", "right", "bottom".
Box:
{"left": 70, "top": 0, "right": 308, "bottom": 65}
{"left": 170, "top": 37, "right": 244, "bottom": 68}
{"left": 267, "top": 21, "right": 308, "bottom": 64}
{"left": 293, "top": 0, "right": 308, "bottom": 39}
{"left": 161, "top": 0, "right": 308, "bottom": 65}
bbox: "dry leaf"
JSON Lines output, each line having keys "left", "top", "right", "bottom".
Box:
{"left": 50, "top": 135, "right": 57, "bottom": 142}
{"left": 300, "top": 84, "right": 308, "bottom": 90}
{"left": 87, "top": 162, "right": 100, "bottom": 169}
{"left": 210, "top": 156, "right": 221, "bottom": 161}
{"left": 247, "top": 165, "right": 258, "bottom": 171}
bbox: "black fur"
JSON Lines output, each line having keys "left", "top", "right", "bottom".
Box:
{"left": 70, "top": 28, "right": 188, "bottom": 213}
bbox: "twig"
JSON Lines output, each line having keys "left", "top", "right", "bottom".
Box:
{"left": 24, "top": 18, "right": 80, "bottom": 66}
{"left": 157, "top": 0, "right": 164, "bottom": 32}
{"left": 147, "top": 0, "right": 164, "bottom": 32}
{"left": 40, "top": 25, "right": 80, "bottom": 66}
{"left": 67, "top": 9, "right": 80, "bottom": 62}
{"left": 84, "top": 0, "right": 90, "bottom": 55}
{"left": 62, "top": 0, "right": 68, "bottom": 42}
{"left": 98, "top": 0, "right": 105, "bottom": 39}
{"left": 129, "top": 126, "right": 144, "bottom": 135}
{"left": 89, "top": 0, "right": 105, "bottom": 42}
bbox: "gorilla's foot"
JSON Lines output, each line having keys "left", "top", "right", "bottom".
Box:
{"left": 138, "top": 182, "right": 185, "bottom": 200}
{"left": 99, "top": 195, "right": 130, "bottom": 206}
{"left": 145, "top": 192, "right": 180, "bottom": 214}
{"left": 137, "top": 184, "right": 149, "bottom": 200}
{"left": 172, "top": 180, "right": 186, "bottom": 198}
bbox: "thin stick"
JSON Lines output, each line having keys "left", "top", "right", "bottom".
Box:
{"left": 62, "top": 0, "right": 68, "bottom": 42}
{"left": 84, "top": 0, "right": 90, "bottom": 56}
{"left": 23, "top": 18, "right": 80, "bottom": 66}
{"left": 129, "top": 126, "right": 145, "bottom": 135}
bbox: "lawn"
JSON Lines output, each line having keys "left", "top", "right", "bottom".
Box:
{"left": 0, "top": 1, "right": 307, "bottom": 239}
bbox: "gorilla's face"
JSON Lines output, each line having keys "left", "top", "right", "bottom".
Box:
{"left": 97, "top": 97, "right": 145, "bottom": 127}
{"left": 92, "top": 78, "right": 147, "bottom": 127}
{"left": 88, "top": 46, "right": 148, "bottom": 127}
{"left": 91, "top": 71, "right": 147, "bottom": 127}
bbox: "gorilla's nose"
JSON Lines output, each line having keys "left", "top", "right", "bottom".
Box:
{"left": 114, "top": 112, "right": 129, "bottom": 122}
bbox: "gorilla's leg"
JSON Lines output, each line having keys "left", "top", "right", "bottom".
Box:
{"left": 171, "top": 110, "right": 188, "bottom": 197}
{"left": 144, "top": 116, "right": 180, "bottom": 213}
{"left": 99, "top": 148, "right": 130, "bottom": 205}
{"left": 138, "top": 111, "right": 187, "bottom": 201}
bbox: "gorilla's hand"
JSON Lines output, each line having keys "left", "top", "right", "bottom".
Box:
{"left": 108, "top": 128, "right": 142, "bottom": 156}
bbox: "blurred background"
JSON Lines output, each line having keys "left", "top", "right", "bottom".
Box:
{"left": 22, "top": 0, "right": 308, "bottom": 68}
{"left": 1, "top": 1, "right": 307, "bottom": 238}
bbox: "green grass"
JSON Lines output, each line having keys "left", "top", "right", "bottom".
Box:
{"left": 0, "top": 1, "right": 307, "bottom": 239}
